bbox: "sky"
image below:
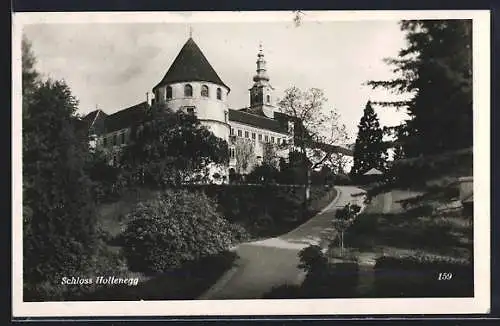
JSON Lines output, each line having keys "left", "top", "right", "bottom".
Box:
{"left": 23, "top": 18, "right": 410, "bottom": 141}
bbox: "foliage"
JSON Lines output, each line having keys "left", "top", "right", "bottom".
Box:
{"left": 262, "top": 142, "right": 278, "bottom": 167}
{"left": 351, "top": 101, "right": 387, "bottom": 178}
{"left": 294, "top": 245, "right": 359, "bottom": 298}
{"left": 119, "top": 106, "right": 229, "bottom": 187}
{"left": 22, "top": 76, "right": 103, "bottom": 299}
{"left": 298, "top": 245, "right": 328, "bottom": 273}
{"left": 83, "top": 251, "right": 238, "bottom": 301}
{"left": 120, "top": 190, "right": 242, "bottom": 274}
{"left": 246, "top": 163, "right": 280, "bottom": 184}
{"left": 86, "top": 148, "right": 123, "bottom": 203}
{"left": 233, "top": 137, "right": 255, "bottom": 174}
{"left": 367, "top": 20, "right": 472, "bottom": 157}
{"left": 278, "top": 87, "right": 349, "bottom": 200}
{"left": 344, "top": 210, "right": 472, "bottom": 257}
{"left": 332, "top": 203, "right": 361, "bottom": 255}
{"left": 182, "top": 184, "right": 335, "bottom": 238}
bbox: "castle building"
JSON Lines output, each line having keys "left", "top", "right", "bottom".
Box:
{"left": 82, "top": 36, "right": 351, "bottom": 178}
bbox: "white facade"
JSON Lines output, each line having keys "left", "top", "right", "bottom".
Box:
{"left": 154, "top": 81, "right": 231, "bottom": 142}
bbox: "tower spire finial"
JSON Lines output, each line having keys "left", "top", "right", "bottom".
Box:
{"left": 189, "top": 26, "right": 193, "bottom": 38}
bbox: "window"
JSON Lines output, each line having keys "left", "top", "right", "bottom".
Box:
{"left": 266, "top": 95, "right": 270, "bottom": 104}
{"left": 184, "top": 84, "right": 193, "bottom": 97}
{"left": 102, "top": 137, "right": 107, "bottom": 147}
{"left": 230, "top": 128, "right": 234, "bottom": 136}
{"left": 224, "top": 111, "right": 228, "bottom": 123}
{"left": 113, "top": 134, "right": 117, "bottom": 146}
{"left": 217, "top": 88, "right": 222, "bottom": 100}
{"left": 271, "top": 136, "right": 275, "bottom": 143}
{"left": 185, "top": 106, "right": 196, "bottom": 115}
{"left": 238, "top": 130, "right": 242, "bottom": 137}
{"left": 252, "top": 132, "right": 256, "bottom": 140}
{"left": 245, "top": 131, "right": 249, "bottom": 138}
{"left": 201, "top": 85, "right": 209, "bottom": 97}
{"left": 121, "top": 132, "right": 126, "bottom": 145}
{"left": 230, "top": 148, "right": 235, "bottom": 159}
{"left": 258, "top": 134, "right": 262, "bottom": 141}
{"left": 265, "top": 135, "right": 269, "bottom": 142}
{"left": 166, "top": 86, "right": 172, "bottom": 99}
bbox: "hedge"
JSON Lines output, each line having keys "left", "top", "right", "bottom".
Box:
{"left": 372, "top": 254, "right": 473, "bottom": 297}
{"left": 180, "top": 184, "right": 334, "bottom": 238}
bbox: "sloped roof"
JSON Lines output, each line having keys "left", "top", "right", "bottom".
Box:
{"left": 104, "top": 102, "right": 149, "bottom": 133}
{"left": 228, "top": 109, "right": 288, "bottom": 134}
{"left": 153, "top": 37, "right": 229, "bottom": 91}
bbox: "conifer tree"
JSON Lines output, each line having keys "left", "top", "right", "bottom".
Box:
{"left": 367, "top": 20, "right": 472, "bottom": 157}
{"left": 351, "top": 101, "right": 387, "bottom": 177}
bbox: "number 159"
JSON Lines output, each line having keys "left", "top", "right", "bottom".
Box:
{"left": 438, "top": 272, "right": 453, "bottom": 280}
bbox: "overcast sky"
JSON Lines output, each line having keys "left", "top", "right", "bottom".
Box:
{"left": 23, "top": 19, "right": 410, "bottom": 140}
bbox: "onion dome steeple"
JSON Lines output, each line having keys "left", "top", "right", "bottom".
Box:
{"left": 253, "top": 43, "right": 270, "bottom": 84}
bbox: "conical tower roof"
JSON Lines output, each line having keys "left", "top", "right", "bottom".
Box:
{"left": 153, "top": 37, "right": 229, "bottom": 92}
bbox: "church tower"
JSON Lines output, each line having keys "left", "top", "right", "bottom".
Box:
{"left": 249, "top": 44, "right": 276, "bottom": 118}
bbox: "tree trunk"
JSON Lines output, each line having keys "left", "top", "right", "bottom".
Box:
{"left": 305, "top": 168, "right": 311, "bottom": 201}
{"left": 340, "top": 231, "right": 344, "bottom": 257}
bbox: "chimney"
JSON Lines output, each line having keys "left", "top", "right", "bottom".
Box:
{"left": 146, "top": 92, "right": 152, "bottom": 106}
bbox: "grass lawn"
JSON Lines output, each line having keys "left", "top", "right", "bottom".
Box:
{"left": 344, "top": 189, "right": 472, "bottom": 259}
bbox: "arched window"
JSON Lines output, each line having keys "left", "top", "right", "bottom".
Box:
{"left": 166, "top": 86, "right": 172, "bottom": 99}
{"left": 266, "top": 95, "right": 270, "bottom": 104}
{"left": 201, "top": 85, "right": 209, "bottom": 97}
{"left": 184, "top": 84, "right": 193, "bottom": 97}
{"left": 217, "top": 87, "right": 222, "bottom": 100}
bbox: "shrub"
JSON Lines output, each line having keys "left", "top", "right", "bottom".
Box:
{"left": 24, "top": 238, "right": 129, "bottom": 301}
{"left": 298, "top": 245, "right": 328, "bottom": 273}
{"left": 246, "top": 163, "right": 280, "bottom": 184}
{"left": 300, "top": 260, "right": 359, "bottom": 298}
{"left": 121, "top": 189, "right": 246, "bottom": 274}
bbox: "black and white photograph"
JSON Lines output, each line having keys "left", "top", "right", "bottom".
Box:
{"left": 12, "top": 10, "right": 490, "bottom": 317}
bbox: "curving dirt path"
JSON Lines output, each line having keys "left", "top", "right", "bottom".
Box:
{"left": 199, "top": 185, "right": 366, "bottom": 300}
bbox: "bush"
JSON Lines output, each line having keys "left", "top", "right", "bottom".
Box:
{"left": 298, "top": 245, "right": 328, "bottom": 273}
{"left": 373, "top": 254, "right": 473, "bottom": 297}
{"left": 246, "top": 163, "right": 280, "bottom": 184}
{"left": 24, "top": 238, "right": 129, "bottom": 301}
{"left": 121, "top": 189, "right": 246, "bottom": 274}
{"left": 182, "top": 184, "right": 326, "bottom": 238}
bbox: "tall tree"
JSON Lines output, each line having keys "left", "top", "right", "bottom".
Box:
{"left": 233, "top": 137, "right": 255, "bottom": 174}
{"left": 23, "top": 79, "right": 99, "bottom": 299}
{"left": 120, "top": 106, "right": 229, "bottom": 187}
{"left": 367, "top": 20, "right": 472, "bottom": 157}
{"left": 262, "top": 142, "right": 278, "bottom": 168}
{"left": 351, "top": 101, "right": 387, "bottom": 177}
{"left": 278, "top": 87, "right": 349, "bottom": 201}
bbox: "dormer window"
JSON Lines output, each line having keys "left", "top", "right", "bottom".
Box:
{"left": 166, "top": 86, "right": 172, "bottom": 99}
{"left": 217, "top": 88, "right": 222, "bottom": 100}
{"left": 201, "top": 85, "right": 209, "bottom": 97}
{"left": 266, "top": 95, "right": 270, "bottom": 104}
{"left": 184, "top": 84, "right": 193, "bottom": 97}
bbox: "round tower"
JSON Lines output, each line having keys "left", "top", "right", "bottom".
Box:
{"left": 152, "top": 37, "right": 231, "bottom": 142}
